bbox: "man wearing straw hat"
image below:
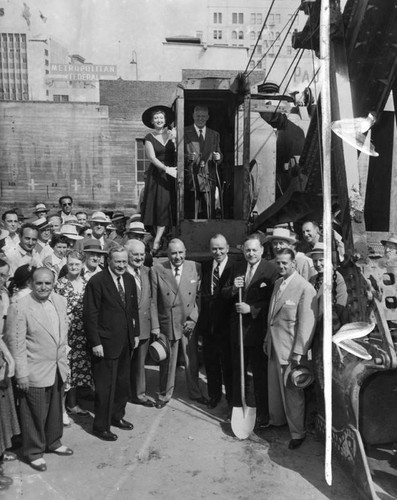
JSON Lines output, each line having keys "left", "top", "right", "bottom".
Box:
{"left": 32, "top": 203, "right": 49, "bottom": 219}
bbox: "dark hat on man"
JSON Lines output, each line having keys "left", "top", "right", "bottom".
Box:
{"left": 111, "top": 211, "right": 128, "bottom": 223}
{"left": 82, "top": 239, "right": 108, "bottom": 254}
{"left": 33, "top": 203, "right": 49, "bottom": 214}
{"left": 142, "top": 105, "right": 174, "bottom": 129}
{"left": 32, "top": 217, "right": 50, "bottom": 231}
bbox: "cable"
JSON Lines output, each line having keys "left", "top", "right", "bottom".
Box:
{"left": 272, "top": 49, "right": 305, "bottom": 115}
{"left": 244, "top": 0, "right": 276, "bottom": 74}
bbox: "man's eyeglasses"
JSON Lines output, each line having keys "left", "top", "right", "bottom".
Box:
{"left": 62, "top": 203, "right": 72, "bottom": 207}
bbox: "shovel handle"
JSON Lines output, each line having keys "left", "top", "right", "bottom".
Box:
{"left": 238, "top": 288, "right": 246, "bottom": 412}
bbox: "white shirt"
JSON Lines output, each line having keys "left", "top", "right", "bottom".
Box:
{"left": 3, "top": 233, "right": 20, "bottom": 252}
{"left": 4, "top": 245, "right": 43, "bottom": 277}
{"left": 194, "top": 124, "right": 206, "bottom": 140}
{"left": 171, "top": 263, "right": 183, "bottom": 282}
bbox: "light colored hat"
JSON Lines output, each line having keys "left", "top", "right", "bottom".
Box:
{"left": 89, "top": 211, "right": 108, "bottom": 224}
{"left": 83, "top": 239, "right": 108, "bottom": 254}
{"left": 126, "top": 221, "right": 149, "bottom": 235}
{"left": 269, "top": 227, "right": 296, "bottom": 244}
{"left": 32, "top": 217, "right": 50, "bottom": 231}
{"left": 381, "top": 234, "right": 397, "bottom": 246}
{"left": 149, "top": 334, "right": 170, "bottom": 362}
{"left": 284, "top": 363, "right": 314, "bottom": 389}
{"left": 307, "top": 242, "right": 325, "bottom": 258}
{"left": 60, "top": 224, "right": 83, "bottom": 240}
{"left": 33, "top": 203, "right": 49, "bottom": 214}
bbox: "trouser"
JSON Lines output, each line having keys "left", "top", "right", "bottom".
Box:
{"left": 158, "top": 330, "right": 203, "bottom": 402}
{"left": 202, "top": 333, "right": 233, "bottom": 404}
{"left": 268, "top": 350, "right": 306, "bottom": 439}
{"left": 91, "top": 340, "right": 131, "bottom": 432}
{"left": 19, "top": 370, "right": 63, "bottom": 462}
{"left": 130, "top": 338, "right": 150, "bottom": 402}
{"left": 231, "top": 344, "right": 269, "bottom": 420}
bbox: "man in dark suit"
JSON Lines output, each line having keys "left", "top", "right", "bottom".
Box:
{"left": 150, "top": 238, "right": 207, "bottom": 408}
{"left": 83, "top": 246, "right": 140, "bottom": 441}
{"left": 196, "top": 234, "right": 233, "bottom": 410}
{"left": 125, "top": 239, "right": 155, "bottom": 407}
{"left": 223, "top": 233, "right": 278, "bottom": 427}
{"left": 5, "top": 267, "right": 72, "bottom": 472}
{"left": 184, "top": 105, "right": 222, "bottom": 219}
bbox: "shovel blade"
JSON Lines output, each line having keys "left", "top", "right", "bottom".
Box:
{"left": 231, "top": 406, "right": 257, "bottom": 439}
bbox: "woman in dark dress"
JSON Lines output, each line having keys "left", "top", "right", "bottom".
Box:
{"left": 141, "top": 105, "right": 176, "bottom": 254}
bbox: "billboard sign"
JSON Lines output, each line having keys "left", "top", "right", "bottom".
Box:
{"left": 50, "top": 63, "right": 117, "bottom": 81}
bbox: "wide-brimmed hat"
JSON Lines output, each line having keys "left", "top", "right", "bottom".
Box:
{"left": 268, "top": 227, "right": 296, "bottom": 244}
{"left": 381, "top": 234, "right": 397, "bottom": 247}
{"left": 89, "top": 211, "right": 108, "bottom": 224}
{"left": 111, "top": 211, "right": 128, "bottom": 223}
{"left": 83, "top": 239, "right": 108, "bottom": 254}
{"left": 149, "top": 334, "right": 170, "bottom": 362}
{"left": 284, "top": 363, "right": 314, "bottom": 389}
{"left": 307, "top": 242, "right": 325, "bottom": 258}
{"left": 126, "top": 221, "right": 149, "bottom": 235}
{"left": 32, "top": 217, "right": 50, "bottom": 231}
{"left": 60, "top": 224, "right": 83, "bottom": 240}
{"left": 142, "top": 105, "right": 174, "bottom": 129}
{"left": 33, "top": 203, "right": 49, "bottom": 214}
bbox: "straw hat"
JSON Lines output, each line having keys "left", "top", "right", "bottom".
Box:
{"left": 268, "top": 227, "right": 296, "bottom": 244}
{"left": 142, "top": 105, "right": 174, "bottom": 129}
{"left": 89, "top": 211, "right": 108, "bottom": 224}
{"left": 126, "top": 221, "right": 149, "bottom": 235}
{"left": 149, "top": 334, "right": 170, "bottom": 362}
{"left": 32, "top": 217, "right": 50, "bottom": 231}
{"left": 284, "top": 363, "right": 314, "bottom": 389}
{"left": 33, "top": 203, "right": 49, "bottom": 214}
{"left": 60, "top": 224, "right": 83, "bottom": 240}
{"left": 307, "top": 242, "right": 325, "bottom": 258}
{"left": 381, "top": 234, "right": 397, "bottom": 247}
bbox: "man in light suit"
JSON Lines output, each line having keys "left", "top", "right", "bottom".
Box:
{"left": 150, "top": 238, "right": 207, "bottom": 408}
{"left": 266, "top": 248, "right": 317, "bottom": 449}
{"left": 223, "top": 233, "right": 278, "bottom": 427}
{"left": 125, "top": 239, "right": 155, "bottom": 407}
{"left": 5, "top": 268, "right": 72, "bottom": 472}
{"left": 196, "top": 234, "right": 234, "bottom": 410}
{"left": 184, "top": 105, "right": 222, "bottom": 219}
{"left": 83, "top": 246, "right": 140, "bottom": 441}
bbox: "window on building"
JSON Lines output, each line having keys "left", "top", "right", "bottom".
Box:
{"left": 136, "top": 139, "right": 151, "bottom": 184}
{"left": 45, "top": 69, "right": 49, "bottom": 74}
{"left": 256, "top": 13, "right": 262, "bottom": 24}
{"left": 213, "top": 30, "right": 222, "bottom": 40}
{"left": 250, "top": 13, "right": 256, "bottom": 24}
{"left": 287, "top": 45, "right": 292, "bottom": 55}
{"left": 256, "top": 60, "right": 262, "bottom": 69}
{"left": 53, "top": 94, "right": 69, "bottom": 102}
{"left": 213, "top": 12, "right": 222, "bottom": 24}
{"left": 268, "top": 14, "right": 274, "bottom": 25}
{"left": 275, "top": 14, "right": 281, "bottom": 24}
{"left": 250, "top": 31, "right": 256, "bottom": 42}
{"left": 231, "top": 31, "right": 237, "bottom": 40}
{"left": 232, "top": 12, "right": 243, "bottom": 24}
{"left": 44, "top": 49, "right": 49, "bottom": 56}
{"left": 45, "top": 59, "right": 49, "bottom": 66}
{"left": 238, "top": 31, "right": 244, "bottom": 40}
{"left": 249, "top": 61, "right": 255, "bottom": 70}
{"left": 256, "top": 45, "right": 262, "bottom": 55}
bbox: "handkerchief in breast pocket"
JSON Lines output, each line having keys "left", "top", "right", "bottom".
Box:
{"left": 285, "top": 300, "right": 296, "bottom": 306}
{"left": 260, "top": 282, "right": 267, "bottom": 288}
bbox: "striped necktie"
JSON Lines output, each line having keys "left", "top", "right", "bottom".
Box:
{"left": 134, "top": 269, "right": 142, "bottom": 300}
{"left": 212, "top": 263, "right": 220, "bottom": 295}
{"left": 117, "top": 276, "right": 126, "bottom": 307}
{"left": 198, "top": 129, "right": 204, "bottom": 153}
{"left": 174, "top": 266, "right": 181, "bottom": 284}
{"left": 245, "top": 264, "right": 254, "bottom": 288}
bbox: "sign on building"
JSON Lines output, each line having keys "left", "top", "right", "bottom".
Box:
{"left": 50, "top": 64, "right": 117, "bottom": 81}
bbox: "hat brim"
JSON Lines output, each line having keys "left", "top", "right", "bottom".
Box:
{"left": 381, "top": 239, "right": 397, "bottom": 246}
{"left": 89, "top": 219, "right": 109, "bottom": 224}
{"left": 269, "top": 236, "right": 296, "bottom": 244}
{"left": 127, "top": 230, "right": 149, "bottom": 235}
{"left": 142, "top": 105, "right": 174, "bottom": 129}
{"left": 62, "top": 234, "right": 84, "bottom": 240}
{"left": 33, "top": 209, "right": 49, "bottom": 214}
{"left": 83, "top": 247, "right": 108, "bottom": 254}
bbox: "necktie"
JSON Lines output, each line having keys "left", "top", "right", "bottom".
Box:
{"left": 174, "top": 266, "right": 181, "bottom": 284}
{"left": 117, "top": 276, "right": 126, "bottom": 307}
{"left": 245, "top": 264, "right": 254, "bottom": 288}
{"left": 212, "top": 263, "right": 220, "bottom": 295}
{"left": 134, "top": 269, "right": 142, "bottom": 300}
{"left": 314, "top": 274, "right": 323, "bottom": 292}
{"left": 198, "top": 129, "right": 204, "bottom": 154}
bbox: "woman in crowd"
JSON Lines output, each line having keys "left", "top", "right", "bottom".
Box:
{"left": 43, "top": 233, "right": 69, "bottom": 278}
{"left": 0, "top": 259, "right": 19, "bottom": 490}
{"left": 141, "top": 105, "right": 177, "bottom": 255}
{"left": 54, "top": 251, "right": 93, "bottom": 420}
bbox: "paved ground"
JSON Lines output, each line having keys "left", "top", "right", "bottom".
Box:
{"left": 1, "top": 366, "right": 360, "bottom": 500}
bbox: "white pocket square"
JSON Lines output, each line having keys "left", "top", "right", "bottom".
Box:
{"left": 285, "top": 300, "right": 296, "bottom": 306}
{"left": 190, "top": 279, "right": 197, "bottom": 283}
{"left": 260, "top": 282, "right": 267, "bottom": 288}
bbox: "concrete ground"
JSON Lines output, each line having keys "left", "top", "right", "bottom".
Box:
{"left": 1, "top": 365, "right": 360, "bottom": 500}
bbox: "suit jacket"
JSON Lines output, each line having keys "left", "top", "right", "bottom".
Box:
{"left": 83, "top": 268, "right": 139, "bottom": 359}
{"left": 128, "top": 265, "right": 151, "bottom": 340}
{"left": 267, "top": 272, "right": 318, "bottom": 365}
{"left": 223, "top": 259, "right": 279, "bottom": 346}
{"left": 150, "top": 260, "right": 201, "bottom": 341}
{"left": 184, "top": 125, "right": 222, "bottom": 192}
{"left": 196, "top": 258, "right": 233, "bottom": 338}
{"left": 4, "top": 292, "right": 69, "bottom": 387}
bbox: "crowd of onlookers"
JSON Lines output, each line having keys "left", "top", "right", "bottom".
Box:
{"left": 0, "top": 194, "right": 352, "bottom": 490}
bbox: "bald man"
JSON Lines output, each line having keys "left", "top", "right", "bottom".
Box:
{"left": 5, "top": 268, "right": 72, "bottom": 472}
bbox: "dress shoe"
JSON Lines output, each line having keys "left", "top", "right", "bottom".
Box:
{"left": 288, "top": 438, "right": 305, "bottom": 450}
{"left": 254, "top": 418, "right": 271, "bottom": 430}
{"left": 29, "top": 458, "right": 47, "bottom": 472}
{"left": 191, "top": 396, "right": 209, "bottom": 405}
{"left": 133, "top": 399, "right": 155, "bottom": 408}
{"left": 0, "top": 474, "right": 13, "bottom": 486}
{"left": 50, "top": 446, "right": 74, "bottom": 456}
{"left": 2, "top": 451, "right": 17, "bottom": 462}
{"left": 93, "top": 429, "right": 118, "bottom": 441}
{"left": 155, "top": 400, "right": 168, "bottom": 409}
{"left": 111, "top": 419, "right": 134, "bottom": 430}
{"left": 207, "top": 398, "right": 220, "bottom": 409}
